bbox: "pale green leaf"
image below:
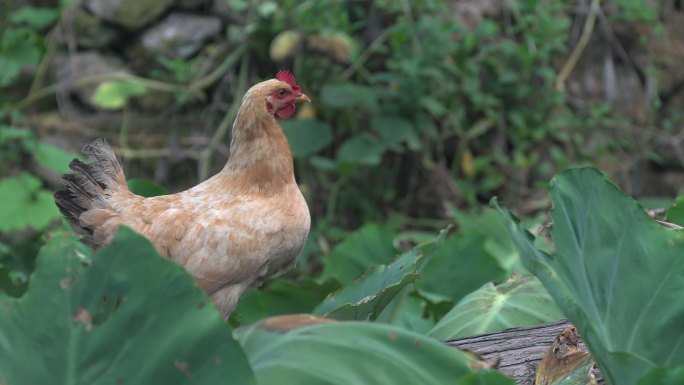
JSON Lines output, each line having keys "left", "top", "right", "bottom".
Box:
{"left": 91, "top": 80, "right": 147, "bottom": 110}
{"left": 0, "top": 173, "right": 60, "bottom": 232}
{"left": 429, "top": 275, "right": 563, "bottom": 340}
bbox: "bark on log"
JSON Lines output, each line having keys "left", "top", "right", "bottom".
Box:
{"left": 445, "top": 320, "right": 603, "bottom": 385}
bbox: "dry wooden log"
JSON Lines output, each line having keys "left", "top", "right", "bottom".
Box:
{"left": 445, "top": 320, "right": 603, "bottom": 385}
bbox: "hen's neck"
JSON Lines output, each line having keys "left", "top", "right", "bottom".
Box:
{"left": 222, "top": 107, "right": 295, "bottom": 194}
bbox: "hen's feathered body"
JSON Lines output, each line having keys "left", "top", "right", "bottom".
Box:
{"left": 55, "top": 74, "right": 311, "bottom": 317}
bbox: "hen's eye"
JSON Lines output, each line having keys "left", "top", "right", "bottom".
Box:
{"left": 278, "top": 89, "right": 287, "bottom": 97}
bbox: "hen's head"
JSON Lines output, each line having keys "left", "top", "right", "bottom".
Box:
{"left": 245, "top": 71, "right": 310, "bottom": 120}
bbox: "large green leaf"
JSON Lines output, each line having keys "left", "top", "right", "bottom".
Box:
{"left": 235, "top": 278, "right": 340, "bottom": 325}
{"left": 449, "top": 208, "right": 526, "bottom": 273}
{"left": 313, "top": 249, "right": 422, "bottom": 320}
{"left": 417, "top": 232, "right": 507, "bottom": 304}
{"left": 429, "top": 275, "right": 563, "bottom": 340}
{"left": 664, "top": 194, "right": 684, "bottom": 227}
{"left": 638, "top": 367, "right": 684, "bottom": 385}
{"left": 0, "top": 228, "right": 255, "bottom": 384}
{"left": 281, "top": 119, "right": 333, "bottom": 159}
{"left": 0, "top": 173, "right": 60, "bottom": 231}
{"left": 376, "top": 288, "right": 436, "bottom": 334}
{"left": 498, "top": 167, "right": 684, "bottom": 385}
{"left": 321, "top": 223, "right": 397, "bottom": 283}
{"left": 236, "top": 318, "right": 513, "bottom": 385}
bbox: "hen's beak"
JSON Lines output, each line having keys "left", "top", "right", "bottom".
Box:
{"left": 296, "top": 93, "right": 311, "bottom": 103}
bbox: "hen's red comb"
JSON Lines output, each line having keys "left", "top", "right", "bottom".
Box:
{"left": 276, "top": 70, "right": 300, "bottom": 92}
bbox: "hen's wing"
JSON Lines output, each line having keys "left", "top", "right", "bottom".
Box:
{"left": 119, "top": 183, "right": 310, "bottom": 295}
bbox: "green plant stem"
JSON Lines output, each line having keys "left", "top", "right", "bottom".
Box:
{"left": 28, "top": 26, "right": 59, "bottom": 96}
{"left": 119, "top": 106, "right": 131, "bottom": 169}
{"left": 197, "top": 55, "right": 250, "bottom": 181}
{"left": 340, "top": 30, "right": 389, "bottom": 80}
{"left": 188, "top": 45, "right": 246, "bottom": 93}
{"left": 323, "top": 174, "right": 348, "bottom": 224}
{"left": 555, "top": 0, "right": 600, "bottom": 90}
{"left": 15, "top": 46, "right": 247, "bottom": 111}
{"left": 14, "top": 72, "right": 186, "bottom": 110}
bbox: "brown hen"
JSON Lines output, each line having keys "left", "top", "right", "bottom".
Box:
{"left": 55, "top": 71, "right": 311, "bottom": 318}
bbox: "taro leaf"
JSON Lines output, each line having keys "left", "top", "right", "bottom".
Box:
{"left": 91, "top": 80, "right": 147, "bottom": 110}
{"left": 236, "top": 319, "right": 503, "bottom": 385}
{"left": 664, "top": 194, "right": 684, "bottom": 227}
{"left": 321, "top": 223, "right": 397, "bottom": 283}
{"left": 0, "top": 227, "right": 255, "bottom": 385}
{"left": 449, "top": 207, "right": 525, "bottom": 273}
{"left": 376, "top": 287, "right": 436, "bottom": 334}
{"left": 235, "top": 278, "right": 340, "bottom": 325}
{"left": 638, "top": 367, "right": 684, "bottom": 385}
{"left": 497, "top": 167, "right": 684, "bottom": 385}
{"left": 429, "top": 275, "right": 563, "bottom": 340}
{"left": 281, "top": 119, "right": 333, "bottom": 159}
{"left": 0, "top": 173, "right": 60, "bottom": 231}
{"left": 127, "top": 178, "right": 169, "bottom": 197}
{"left": 313, "top": 249, "right": 421, "bottom": 320}
{"left": 417, "top": 232, "right": 507, "bottom": 304}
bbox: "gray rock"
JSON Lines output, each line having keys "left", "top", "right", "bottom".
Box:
{"left": 85, "top": 0, "right": 174, "bottom": 30}
{"left": 140, "top": 13, "right": 222, "bottom": 58}
{"left": 73, "top": 8, "right": 119, "bottom": 49}
{"left": 52, "top": 51, "right": 129, "bottom": 109}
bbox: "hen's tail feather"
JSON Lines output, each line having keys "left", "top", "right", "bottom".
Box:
{"left": 55, "top": 139, "right": 126, "bottom": 231}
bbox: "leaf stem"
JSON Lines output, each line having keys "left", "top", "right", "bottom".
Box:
{"left": 555, "top": 0, "right": 601, "bottom": 91}
{"left": 197, "top": 54, "right": 250, "bottom": 181}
